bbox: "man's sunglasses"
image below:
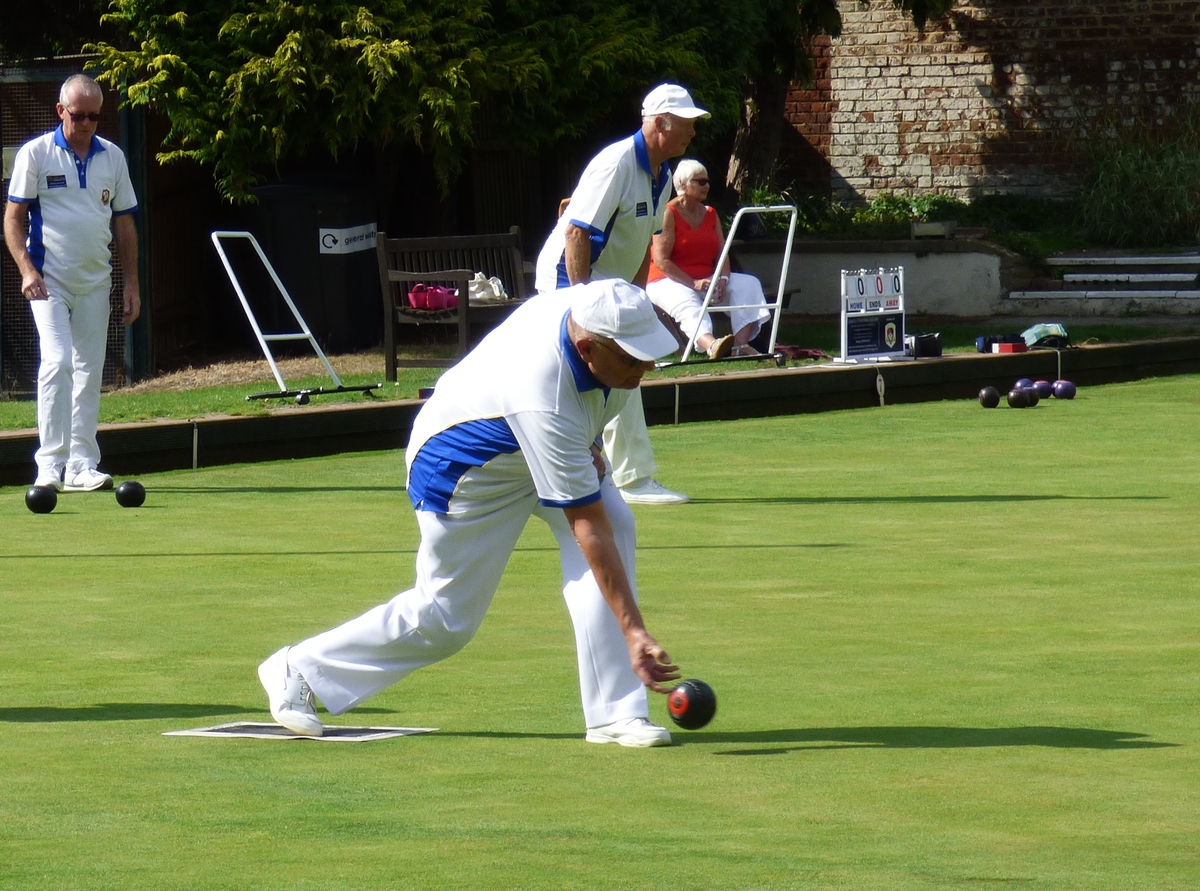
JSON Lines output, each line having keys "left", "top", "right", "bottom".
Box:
{"left": 593, "top": 338, "right": 646, "bottom": 369}
{"left": 66, "top": 109, "right": 102, "bottom": 123}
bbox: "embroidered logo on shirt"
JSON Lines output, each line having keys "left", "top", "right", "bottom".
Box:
{"left": 47, "top": 175, "right": 67, "bottom": 189}
{"left": 101, "top": 189, "right": 111, "bottom": 206}
{"left": 635, "top": 202, "right": 648, "bottom": 218}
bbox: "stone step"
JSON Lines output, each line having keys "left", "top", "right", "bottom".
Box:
{"left": 1062, "top": 272, "right": 1197, "bottom": 284}
{"left": 1009, "top": 289, "right": 1200, "bottom": 300}
{"left": 1049, "top": 254, "right": 1200, "bottom": 267}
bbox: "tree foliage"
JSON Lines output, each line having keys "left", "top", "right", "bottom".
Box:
{"left": 86, "top": 0, "right": 954, "bottom": 204}
{"left": 88, "top": 0, "right": 702, "bottom": 202}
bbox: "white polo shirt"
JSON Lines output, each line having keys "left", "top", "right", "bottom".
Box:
{"left": 535, "top": 130, "right": 672, "bottom": 292}
{"left": 406, "top": 290, "right": 631, "bottom": 515}
{"left": 6, "top": 126, "right": 138, "bottom": 295}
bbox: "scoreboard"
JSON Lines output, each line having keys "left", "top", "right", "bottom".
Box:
{"left": 837, "top": 267, "right": 907, "bottom": 363}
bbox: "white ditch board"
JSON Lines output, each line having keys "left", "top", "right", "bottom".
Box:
{"left": 835, "top": 267, "right": 909, "bottom": 364}
{"left": 164, "top": 722, "right": 436, "bottom": 742}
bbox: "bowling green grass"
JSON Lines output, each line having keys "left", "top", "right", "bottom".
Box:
{"left": 1, "top": 375, "right": 1197, "bottom": 891}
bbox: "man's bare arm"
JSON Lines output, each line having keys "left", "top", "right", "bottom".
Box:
{"left": 564, "top": 499, "right": 680, "bottom": 692}
{"left": 564, "top": 224, "right": 593, "bottom": 285}
{"left": 4, "top": 200, "right": 48, "bottom": 300}
{"left": 113, "top": 213, "right": 141, "bottom": 324}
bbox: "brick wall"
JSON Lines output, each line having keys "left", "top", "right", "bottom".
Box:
{"left": 786, "top": 0, "right": 1200, "bottom": 200}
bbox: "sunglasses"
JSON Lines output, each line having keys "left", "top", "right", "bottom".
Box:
{"left": 66, "top": 109, "right": 102, "bottom": 123}
{"left": 593, "top": 338, "right": 646, "bottom": 369}
{"left": 691, "top": 178, "right": 710, "bottom": 186}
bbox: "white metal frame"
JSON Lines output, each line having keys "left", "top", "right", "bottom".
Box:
{"left": 211, "top": 230, "right": 378, "bottom": 402}
{"left": 670, "top": 204, "right": 799, "bottom": 365}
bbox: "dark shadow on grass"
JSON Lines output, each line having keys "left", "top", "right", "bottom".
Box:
{"left": 689, "top": 495, "right": 1166, "bottom": 506}
{"left": 0, "top": 703, "right": 259, "bottom": 722}
{"left": 364, "top": 725, "right": 1174, "bottom": 750}
{"left": 0, "top": 543, "right": 848, "bottom": 560}
{"left": 142, "top": 486, "right": 408, "bottom": 495}
{"left": 694, "top": 726, "right": 1174, "bottom": 753}
{"left": 0, "top": 703, "right": 395, "bottom": 723}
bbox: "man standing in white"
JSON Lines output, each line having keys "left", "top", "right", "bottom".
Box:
{"left": 535, "top": 84, "right": 709, "bottom": 506}
{"left": 259, "top": 280, "right": 684, "bottom": 747}
{"left": 4, "top": 74, "right": 141, "bottom": 492}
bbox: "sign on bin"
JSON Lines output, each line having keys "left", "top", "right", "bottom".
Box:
{"left": 319, "top": 223, "right": 378, "bottom": 254}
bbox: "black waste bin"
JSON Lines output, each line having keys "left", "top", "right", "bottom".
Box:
{"left": 245, "top": 183, "right": 381, "bottom": 353}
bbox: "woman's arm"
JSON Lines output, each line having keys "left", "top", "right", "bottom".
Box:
{"left": 652, "top": 205, "right": 707, "bottom": 291}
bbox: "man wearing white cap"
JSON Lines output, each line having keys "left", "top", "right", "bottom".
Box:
{"left": 536, "top": 83, "right": 710, "bottom": 506}
{"left": 258, "top": 280, "right": 684, "bottom": 747}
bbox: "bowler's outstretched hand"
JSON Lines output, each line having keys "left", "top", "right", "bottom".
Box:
{"left": 628, "top": 629, "right": 680, "bottom": 693}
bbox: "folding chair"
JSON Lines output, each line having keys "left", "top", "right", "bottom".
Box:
{"left": 211, "top": 230, "right": 381, "bottom": 404}
{"left": 666, "top": 205, "right": 799, "bottom": 367}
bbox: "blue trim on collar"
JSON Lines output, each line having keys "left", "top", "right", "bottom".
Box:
{"left": 632, "top": 129, "right": 671, "bottom": 213}
{"left": 561, "top": 310, "right": 609, "bottom": 397}
{"left": 54, "top": 125, "right": 105, "bottom": 189}
{"left": 53, "top": 125, "right": 105, "bottom": 157}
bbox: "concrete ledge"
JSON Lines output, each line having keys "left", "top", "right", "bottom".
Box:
{"left": 3, "top": 337, "right": 1199, "bottom": 486}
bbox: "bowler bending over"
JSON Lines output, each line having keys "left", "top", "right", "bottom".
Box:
{"left": 259, "top": 280, "right": 682, "bottom": 747}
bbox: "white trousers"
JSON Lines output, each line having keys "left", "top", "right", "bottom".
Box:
{"left": 29, "top": 279, "right": 112, "bottom": 476}
{"left": 602, "top": 389, "right": 658, "bottom": 489}
{"left": 646, "top": 272, "right": 770, "bottom": 343}
{"left": 289, "top": 475, "right": 649, "bottom": 729}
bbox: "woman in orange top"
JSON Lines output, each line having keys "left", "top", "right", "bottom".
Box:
{"left": 647, "top": 159, "right": 770, "bottom": 359}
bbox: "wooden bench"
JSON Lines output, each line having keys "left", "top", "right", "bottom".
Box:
{"left": 377, "top": 227, "right": 531, "bottom": 379}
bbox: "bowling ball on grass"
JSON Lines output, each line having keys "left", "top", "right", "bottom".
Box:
{"left": 25, "top": 486, "right": 57, "bottom": 514}
{"left": 115, "top": 480, "right": 147, "bottom": 508}
{"left": 1053, "top": 380, "right": 1077, "bottom": 399}
{"left": 667, "top": 679, "right": 717, "bottom": 730}
{"left": 1007, "top": 388, "right": 1030, "bottom": 408}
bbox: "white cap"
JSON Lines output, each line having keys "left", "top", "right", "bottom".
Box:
{"left": 642, "top": 83, "right": 710, "bottom": 120}
{"left": 569, "top": 279, "right": 679, "bottom": 362}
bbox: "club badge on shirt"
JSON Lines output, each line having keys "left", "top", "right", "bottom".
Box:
{"left": 47, "top": 175, "right": 67, "bottom": 189}
{"left": 101, "top": 189, "right": 111, "bottom": 206}
{"left": 635, "top": 202, "right": 648, "bottom": 218}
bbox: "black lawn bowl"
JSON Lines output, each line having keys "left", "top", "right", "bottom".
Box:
{"left": 25, "top": 486, "right": 58, "bottom": 514}
{"left": 667, "top": 679, "right": 717, "bottom": 730}
{"left": 978, "top": 386, "right": 1000, "bottom": 408}
{"left": 1007, "top": 388, "right": 1031, "bottom": 409}
{"left": 115, "top": 480, "right": 147, "bottom": 508}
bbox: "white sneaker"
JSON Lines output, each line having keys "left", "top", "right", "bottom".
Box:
{"left": 63, "top": 468, "right": 113, "bottom": 492}
{"left": 34, "top": 467, "right": 64, "bottom": 491}
{"left": 618, "top": 478, "right": 689, "bottom": 505}
{"left": 258, "top": 647, "right": 324, "bottom": 737}
{"left": 586, "top": 717, "right": 672, "bottom": 748}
